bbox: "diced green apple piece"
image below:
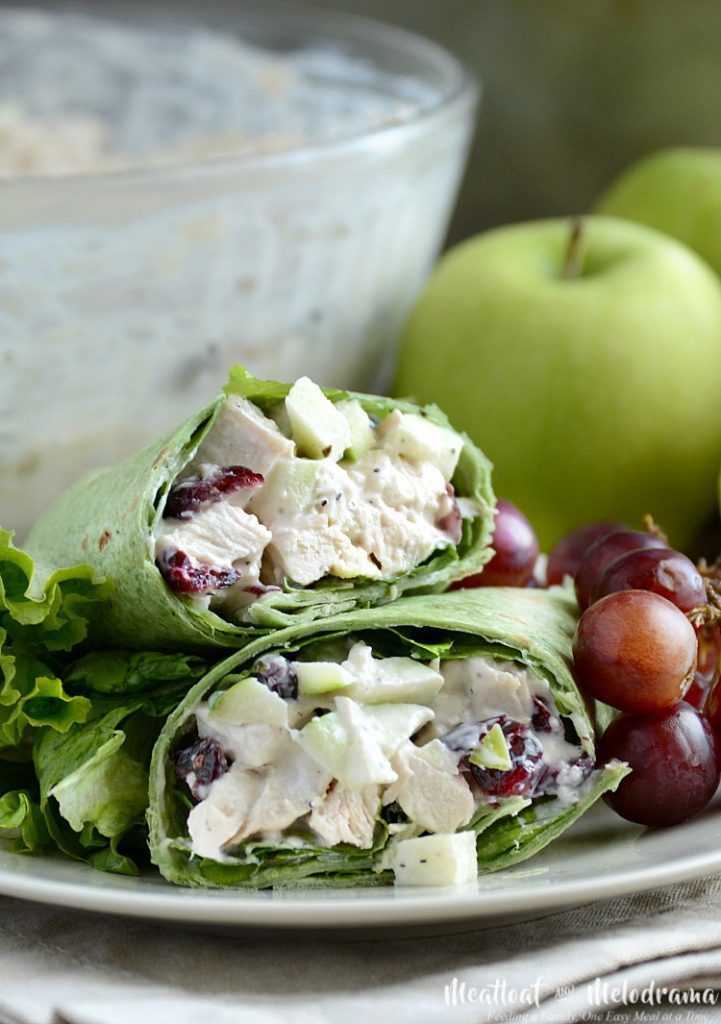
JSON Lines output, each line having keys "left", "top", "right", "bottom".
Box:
{"left": 343, "top": 646, "right": 444, "bottom": 705}
{"left": 294, "top": 661, "right": 353, "bottom": 696}
{"left": 378, "top": 410, "right": 462, "bottom": 480}
{"left": 285, "top": 377, "right": 352, "bottom": 461}
{"left": 390, "top": 831, "right": 478, "bottom": 886}
{"left": 337, "top": 399, "right": 375, "bottom": 462}
{"left": 469, "top": 723, "right": 512, "bottom": 771}
{"left": 296, "top": 702, "right": 393, "bottom": 787}
{"left": 363, "top": 702, "right": 435, "bottom": 753}
{"left": 295, "top": 697, "right": 433, "bottom": 788}
{"left": 253, "top": 458, "right": 324, "bottom": 517}
{"left": 268, "top": 401, "right": 293, "bottom": 439}
{"left": 209, "top": 677, "right": 289, "bottom": 728}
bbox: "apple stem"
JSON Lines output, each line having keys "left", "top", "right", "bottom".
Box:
{"left": 562, "top": 218, "right": 585, "bottom": 279}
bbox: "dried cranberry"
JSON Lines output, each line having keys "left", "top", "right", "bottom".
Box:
{"left": 441, "top": 714, "right": 594, "bottom": 802}
{"left": 174, "top": 737, "right": 229, "bottom": 801}
{"left": 252, "top": 654, "right": 298, "bottom": 699}
{"left": 437, "top": 484, "right": 463, "bottom": 545}
{"left": 531, "top": 695, "right": 560, "bottom": 733}
{"left": 442, "top": 716, "right": 546, "bottom": 800}
{"left": 470, "top": 719, "right": 546, "bottom": 799}
{"left": 157, "top": 548, "right": 241, "bottom": 594}
{"left": 164, "top": 465, "right": 263, "bottom": 520}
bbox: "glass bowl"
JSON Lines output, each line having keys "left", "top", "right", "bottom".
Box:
{"left": 0, "top": 4, "right": 478, "bottom": 536}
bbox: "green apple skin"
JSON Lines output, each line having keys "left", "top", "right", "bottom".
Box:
{"left": 597, "top": 148, "right": 721, "bottom": 278}
{"left": 394, "top": 216, "right": 721, "bottom": 551}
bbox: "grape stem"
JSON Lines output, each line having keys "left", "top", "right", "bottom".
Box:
{"left": 642, "top": 513, "right": 669, "bottom": 546}
{"left": 691, "top": 554, "right": 721, "bottom": 628}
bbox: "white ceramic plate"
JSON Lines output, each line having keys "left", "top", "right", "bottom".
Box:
{"left": 1, "top": 798, "right": 720, "bottom": 933}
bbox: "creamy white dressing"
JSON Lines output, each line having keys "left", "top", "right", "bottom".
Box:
{"left": 182, "top": 645, "right": 593, "bottom": 863}
{"left": 429, "top": 657, "right": 538, "bottom": 734}
{"left": 428, "top": 656, "right": 583, "bottom": 781}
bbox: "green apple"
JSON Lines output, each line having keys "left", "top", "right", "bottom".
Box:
{"left": 394, "top": 216, "right": 721, "bottom": 550}
{"left": 597, "top": 148, "right": 721, "bottom": 278}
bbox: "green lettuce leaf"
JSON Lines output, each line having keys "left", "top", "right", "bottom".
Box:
{"left": 65, "top": 650, "right": 207, "bottom": 695}
{"left": 0, "top": 750, "right": 48, "bottom": 854}
{"left": 0, "top": 640, "right": 91, "bottom": 747}
{"left": 48, "top": 728, "right": 148, "bottom": 837}
{"left": 0, "top": 530, "right": 109, "bottom": 748}
{"left": 33, "top": 676, "right": 193, "bottom": 875}
{"left": 0, "top": 790, "right": 49, "bottom": 853}
{"left": 0, "top": 527, "right": 110, "bottom": 651}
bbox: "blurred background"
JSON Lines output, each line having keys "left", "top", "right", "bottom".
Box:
{"left": 271, "top": 0, "right": 721, "bottom": 243}
{"left": 6, "top": 0, "right": 721, "bottom": 542}
{"left": 7, "top": 0, "right": 721, "bottom": 243}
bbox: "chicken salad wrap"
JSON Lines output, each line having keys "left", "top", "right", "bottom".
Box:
{"left": 149, "top": 587, "right": 628, "bottom": 888}
{"left": 27, "top": 367, "right": 495, "bottom": 654}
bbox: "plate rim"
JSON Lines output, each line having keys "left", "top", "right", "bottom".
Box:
{"left": 1, "top": 839, "right": 720, "bottom": 929}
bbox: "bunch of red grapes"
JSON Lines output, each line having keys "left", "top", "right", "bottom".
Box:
{"left": 453, "top": 501, "right": 721, "bottom": 828}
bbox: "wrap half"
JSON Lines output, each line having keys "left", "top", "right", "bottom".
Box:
{"left": 149, "top": 588, "right": 628, "bottom": 889}
{"left": 27, "top": 368, "right": 495, "bottom": 653}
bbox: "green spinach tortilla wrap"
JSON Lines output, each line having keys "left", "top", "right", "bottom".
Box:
{"left": 27, "top": 367, "right": 495, "bottom": 653}
{"left": 149, "top": 587, "right": 628, "bottom": 889}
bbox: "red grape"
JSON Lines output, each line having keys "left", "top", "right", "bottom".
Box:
{"left": 680, "top": 623, "right": 721, "bottom": 711}
{"left": 705, "top": 681, "right": 721, "bottom": 732}
{"left": 590, "top": 547, "right": 706, "bottom": 613}
{"left": 575, "top": 529, "right": 667, "bottom": 610}
{"left": 572, "top": 590, "right": 697, "bottom": 712}
{"left": 452, "top": 498, "right": 539, "bottom": 589}
{"left": 547, "top": 521, "right": 625, "bottom": 585}
{"left": 598, "top": 702, "right": 721, "bottom": 826}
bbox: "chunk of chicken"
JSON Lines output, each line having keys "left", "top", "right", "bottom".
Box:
{"left": 155, "top": 502, "right": 271, "bottom": 589}
{"left": 251, "top": 449, "right": 456, "bottom": 586}
{"left": 188, "top": 763, "right": 261, "bottom": 860}
{"left": 188, "top": 735, "right": 331, "bottom": 861}
{"left": 309, "top": 781, "right": 380, "bottom": 849}
{"left": 195, "top": 711, "right": 289, "bottom": 768}
{"left": 190, "top": 395, "right": 295, "bottom": 478}
{"left": 383, "top": 740, "right": 474, "bottom": 834}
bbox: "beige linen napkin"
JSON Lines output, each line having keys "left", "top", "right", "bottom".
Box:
{"left": 1, "top": 874, "right": 721, "bottom": 1024}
